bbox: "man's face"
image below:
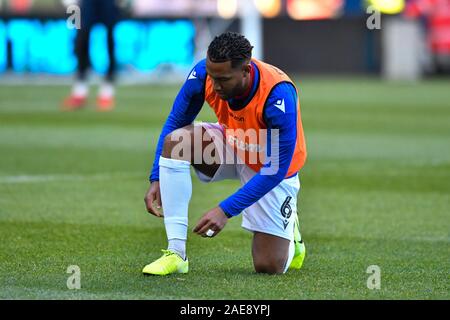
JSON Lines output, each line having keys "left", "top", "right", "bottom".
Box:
{"left": 206, "top": 57, "right": 251, "bottom": 100}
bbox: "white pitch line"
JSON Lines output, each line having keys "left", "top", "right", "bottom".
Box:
{"left": 0, "top": 172, "right": 143, "bottom": 184}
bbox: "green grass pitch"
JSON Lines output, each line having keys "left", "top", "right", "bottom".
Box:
{"left": 0, "top": 78, "right": 449, "bottom": 299}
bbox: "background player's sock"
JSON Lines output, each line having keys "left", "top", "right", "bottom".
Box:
{"left": 159, "top": 157, "right": 192, "bottom": 260}
{"left": 98, "top": 81, "right": 115, "bottom": 99}
{"left": 71, "top": 81, "right": 88, "bottom": 98}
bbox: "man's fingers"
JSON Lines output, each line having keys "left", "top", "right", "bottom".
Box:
{"left": 193, "top": 217, "right": 208, "bottom": 234}
{"left": 150, "top": 202, "right": 163, "bottom": 217}
{"left": 205, "top": 228, "right": 220, "bottom": 237}
{"left": 156, "top": 191, "right": 162, "bottom": 209}
{"left": 144, "top": 193, "right": 154, "bottom": 212}
{"left": 199, "top": 224, "right": 220, "bottom": 237}
{"left": 195, "top": 220, "right": 218, "bottom": 236}
{"left": 193, "top": 207, "right": 227, "bottom": 237}
{"left": 145, "top": 193, "right": 163, "bottom": 217}
{"left": 197, "top": 224, "right": 213, "bottom": 236}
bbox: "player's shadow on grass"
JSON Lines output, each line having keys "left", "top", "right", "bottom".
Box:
{"left": 212, "top": 265, "right": 292, "bottom": 277}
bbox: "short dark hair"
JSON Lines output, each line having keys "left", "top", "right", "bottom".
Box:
{"left": 207, "top": 32, "right": 253, "bottom": 68}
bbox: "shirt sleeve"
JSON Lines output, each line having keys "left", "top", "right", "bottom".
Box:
{"left": 149, "top": 59, "right": 207, "bottom": 182}
{"left": 219, "top": 82, "right": 299, "bottom": 217}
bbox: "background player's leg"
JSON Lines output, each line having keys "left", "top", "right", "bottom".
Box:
{"left": 63, "top": 0, "right": 94, "bottom": 109}
{"left": 74, "top": 25, "right": 91, "bottom": 85}
{"left": 252, "top": 232, "right": 293, "bottom": 274}
{"left": 75, "top": 0, "right": 95, "bottom": 88}
{"left": 97, "top": 0, "right": 120, "bottom": 110}
{"left": 105, "top": 25, "right": 117, "bottom": 83}
{"left": 95, "top": 24, "right": 116, "bottom": 111}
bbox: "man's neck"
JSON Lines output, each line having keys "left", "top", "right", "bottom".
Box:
{"left": 234, "top": 64, "right": 254, "bottom": 101}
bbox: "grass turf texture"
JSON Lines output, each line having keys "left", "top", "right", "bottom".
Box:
{"left": 0, "top": 79, "right": 449, "bottom": 299}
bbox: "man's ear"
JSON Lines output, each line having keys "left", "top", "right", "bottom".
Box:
{"left": 242, "top": 62, "right": 252, "bottom": 76}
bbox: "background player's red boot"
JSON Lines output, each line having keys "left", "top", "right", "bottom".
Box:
{"left": 96, "top": 96, "right": 115, "bottom": 111}
{"left": 61, "top": 95, "right": 87, "bottom": 111}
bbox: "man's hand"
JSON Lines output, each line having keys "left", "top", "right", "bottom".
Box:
{"left": 193, "top": 206, "right": 228, "bottom": 238}
{"left": 144, "top": 181, "right": 163, "bottom": 217}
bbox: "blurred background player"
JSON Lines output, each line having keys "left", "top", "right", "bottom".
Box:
{"left": 62, "top": 0, "right": 122, "bottom": 111}
{"left": 405, "top": 0, "right": 450, "bottom": 75}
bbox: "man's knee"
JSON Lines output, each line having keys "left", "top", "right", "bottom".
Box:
{"left": 253, "top": 257, "right": 286, "bottom": 275}
{"left": 162, "top": 126, "right": 194, "bottom": 161}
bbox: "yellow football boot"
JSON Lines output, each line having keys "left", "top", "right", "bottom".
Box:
{"left": 142, "top": 250, "right": 188, "bottom": 276}
{"left": 289, "top": 214, "right": 306, "bottom": 270}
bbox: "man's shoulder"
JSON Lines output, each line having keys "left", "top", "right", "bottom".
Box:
{"left": 264, "top": 82, "right": 298, "bottom": 121}
{"left": 186, "top": 59, "right": 207, "bottom": 82}
{"left": 254, "top": 59, "right": 294, "bottom": 89}
{"left": 253, "top": 58, "right": 286, "bottom": 74}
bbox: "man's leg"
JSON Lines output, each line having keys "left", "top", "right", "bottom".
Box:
{"left": 160, "top": 125, "right": 221, "bottom": 258}
{"left": 143, "top": 124, "right": 222, "bottom": 275}
{"left": 239, "top": 167, "right": 304, "bottom": 274}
